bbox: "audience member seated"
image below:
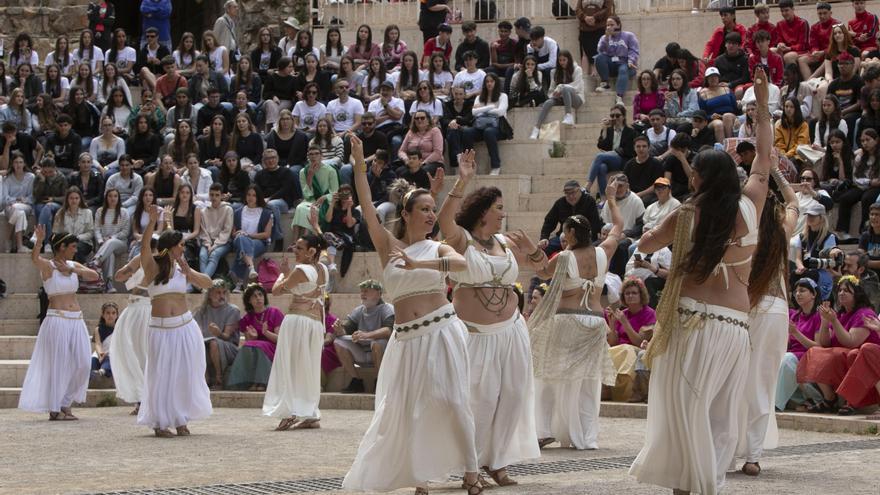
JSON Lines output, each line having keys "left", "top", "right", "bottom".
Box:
{"left": 814, "top": 25, "right": 861, "bottom": 119}
{"left": 454, "top": 21, "right": 490, "bottom": 72}
{"left": 231, "top": 184, "right": 273, "bottom": 287}
{"left": 586, "top": 103, "right": 636, "bottom": 198}
{"left": 180, "top": 154, "right": 212, "bottom": 207}
{"left": 169, "top": 184, "right": 202, "bottom": 274}
{"left": 53, "top": 186, "right": 94, "bottom": 262}
{"left": 293, "top": 81, "right": 327, "bottom": 136}
{"left": 779, "top": 63, "right": 813, "bottom": 119}
{"left": 601, "top": 175, "right": 644, "bottom": 234}
{"left": 229, "top": 113, "right": 263, "bottom": 169}
{"left": 396, "top": 149, "right": 431, "bottom": 190}
{"left": 266, "top": 110, "right": 309, "bottom": 169}
{"left": 92, "top": 188, "right": 129, "bottom": 291}
{"left": 349, "top": 24, "right": 382, "bottom": 73}
{"left": 410, "top": 81, "right": 444, "bottom": 126}
{"left": 199, "top": 183, "right": 234, "bottom": 280}
{"left": 777, "top": 278, "right": 825, "bottom": 411}
{"left": 145, "top": 154, "right": 180, "bottom": 206}
{"left": 367, "top": 81, "right": 405, "bottom": 157}
{"left": 836, "top": 129, "right": 880, "bottom": 235}
{"left": 2, "top": 151, "right": 35, "bottom": 253}
{"left": 703, "top": 7, "right": 748, "bottom": 64}
{"left": 310, "top": 117, "right": 344, "bottom": 168}
{"left": 828, "top": 52, "right": 864, "bottom": 135}
{"left": 849, "top": 0, "right": 879, "bottom": 58}
{"left": 226, "top": 283, "right": 282, "bottom": 391}
{"left": 197, "top": 114, "right": 230, "bottom": 174}
{"left": 0, "top": 88, "right": 33, "bottom": 134}
{"left": 794, "top": 167, "right": 834, "bottom": 238}
{"left": 797, "top": 276, "right": 879, "bottom": 413}
{"left": 90, "top": 302, "right": 116, "bottom": 379}
{"left": 689, "top": 110, "right": 717, "bottom": 151}
{"left": 262, "top": 57, "right": 296, "bottom": 128}
{"left": 713, "top": 32, "right": 751, "bottom": 99}
{"left": 860, "top": 203, "right": 880, "bottom": 277}
{"left": 773, "top": 0, "right": 811, "bottom": 68}
{"left": 230, "top": 57, "right": 262, "bottom": 112}
{"left": 749, "top": 30, "right": 784, "bottom": 87}
{"left": 381, "top": 24, "right": 408, "bottom": 71}
{"left": 801, "top": 2, "right": 839, "bottom": 81}
{"left": 292, "top": 145, "right": 339, "bottom": 238}
{"left": 218, "top": 151, "right": 249, "bottom": 210}
{"left": 470, "top": 73, "right": 508, "bottom": 174}
{"left": 775, "top": 97, "right": 810, "bottom": 162}
{"left": 453, "top": 51, "right": 487, "bottom": 101}
{"left": 624, "top": 135, "right": 665, "bottom": 207}
{"left": 595, "top": 16, "right": 638, "bottom": 100}
{"left": 46, "top": 115, "right": 83, "bottom": 175}
{"left": 397, "top": 110, "right": 444, "bottom": 175}
{"left": 645, "top": 109, "right": 675, "bottom": 159}
{"left": 530, "top": 49, "right": 584, "bottom": 139}
{"left": 70, "top": 152, "right": 104, "bottom": 209}
{"left": 663, "top": 69, "right": 700, "bottom": 131}
{"left": 606, "top": 277, "right": 655, "bottom": 402}
{"left": 32, "top": 157, "right": 68, "bottom": 251}
{"left": 699, "top": 67, "right": 738, "bottom": 142}
{"left": 677, "top": 49, "right": 706, "bottom": 89}
{"left": 653, "top": 42, "right": 680, "bottom": 86}
{"left": 360, "top": 57, "right": 389, "bottom": 103}
{"left": 641, "top": 177, "right": 680, "bottom": 232}
{"left": 527, "top": 26, "right": 559, "bottom": 92}
{"left": 632, "top": 71, "right": 664, "bottom": 133}
{"left": 327, "top": 78, "right": 364, "bottom": 134}
{"left": 0, "top": 122, "right": 42, "bottom": 170}
{"left": 333, "top": 279, "right": 394, "bottom": 393}
{"left": 488, "top": 20, "right": 517, "bottom": 80}
{"left": 255, "top": 148, "right": 300, "bottom": 250}
{"left": 425, "top": 53, "right": 454, "bottom": 101}
{"left": 321, "top": 184, "right": 362, "bottom": 285}
{"left": 195, "top": 280, "right": 241, "bottom": 390}
{"left": 361, "top": 150, "right": 398, "bottom": 225}
{"left": 625, "top": 245, "right": 671, "bottom": 307}
{"left": 128, "top": 186, "right": 163, "bottom": 259}
{"left": 663, "top": 133, "right": 693, "bottom": 199}
{"left": 792, "top": 203, "right": 837, "bottom": 300}
{"left": 340, "top": 112, "right": 388, "bottom": 185}
{"left": 509, "top": 56, "right": 547, "bottom": 109}
{"left": 538, "top": 179, "right": 602, "bottom": 255}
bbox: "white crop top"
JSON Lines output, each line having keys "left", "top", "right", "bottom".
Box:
{"left": 147, "top": 262, "right": 188, "bottom": 298}
{"left": 561, "top": 248, "right": 607, "bottom": 308}
{"left": 449, "top": 232, "right": 518, "bottom": 288}
{"left": 44, "top": 261, "right": 79, "bottom": 296}
{"left": 702, "top": 196, "right": 759, "bottom": 289}
{"left": 383, "top": 240, "right": 447, "bottom": 303}
{"left": 289, "top": 263, "right": 329, "bottom": 300}
{"left": 124, "top": 267, "right": 148, "bottom": 292}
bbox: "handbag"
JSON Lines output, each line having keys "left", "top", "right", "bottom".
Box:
{"left": 499, "top": 116, "right": 514, "bottom": 140}
{"left": 257, "top": 257, "right": 281, "bottom": 292}
{"left": 473, "top": 114, "right": 499, "bottom": 130}
{"left": 78, "top": 260, "right": 105, "bottom": 294}
{"left": 539, "top": 120, "right": 561, "bottom": 141}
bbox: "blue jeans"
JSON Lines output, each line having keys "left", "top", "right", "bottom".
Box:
{"left": 232, "top": 235, "right": 267, "bottom": 281}
{"left": 588, "top": 151, "right": 625, "bottom": 192}
{"left": 339, "top": 163, "right": 353, "bottom": 186}
{"left": 265, "top": 198, "right": 290, "bottom": 242}
{"left": 35, "top": 202, "right": 62, "bottom": 245}
{"left": 199, "top": 243, "right": 231, "bottom": 279}
{"left": 474, "top": 126, "right": 502, "bottom": 169}
{"left": 446, "top": 127, "right": 479, "bottom": 168}
{"left": 91, "top": 355, "right": 112, "bottom": 377}
{"left": 595, "top": 54, "right": 636, "bottom": 96}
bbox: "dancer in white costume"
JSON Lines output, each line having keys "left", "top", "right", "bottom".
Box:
{"left": 734, "top": 156, "right": 799, "bottom": 477}
{"left": 437, "top": 150, "right": 542, "bottom": 485}
{"left": 629, "top": 67, "right": 772, "bottom": 495}
{"left": 18, "top": 227, "right": 100, "bottom": 420}
{"left": 343, "top": 136, "right": 482, "bottom": 495}
{"left": 108, "top": 243, "right": 155, "bottom": 415}
{"left": 137, "top": 206, "right": 214, "bottom": 438}
{"left": 263, "top": 233, "right": 329, "bottom": 431}
{"left": 529, "top": 180, "right": 623, "bottom": 451}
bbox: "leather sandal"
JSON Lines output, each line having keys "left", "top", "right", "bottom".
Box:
{"left": 537, "top": 437, "right": 556, "bottom": 449}
{"left": 129, "top": 403, "right": 140, "bottom": 416}
{"left": 154, "top": 428, "right": 174, "bottom": 438}
{"left": 292, "top": 418, "right": 321, "bottom": 430}
{"left": 275, "top": 417, "right": 297, "bottom": 431}
{"left": 176, "top": 426, "right": 191, "bottom": 436}
{"left": 742, "top": 462, "right": 761, "bottom": 476}
{"left": 483, "top": 466, "right": 518, "bottom": 486}
{"left": 414, "top": 488, "right": 428, "bottom": 495}
{"left": 59, "top": 407, "right": 78, "bottom": 420}
{"left": 48, "top": 412, "right": 61, "bottom": 421}
{"left": 463, "top": 479, "right": 483, "bottom": 495}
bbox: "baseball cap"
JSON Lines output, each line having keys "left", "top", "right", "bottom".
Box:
{"left": 704, "top": 67, "right": 721, "bottom": 78}
{"left": 654, "top": 177, "right": 671, "bottom": 187}
{"left": 804, "top": 203, "right": 826, "bottom": 216}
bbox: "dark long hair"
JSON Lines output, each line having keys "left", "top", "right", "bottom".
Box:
{"left": 100, "top": 188, "right": 122, "bottom": 225}
{"left": 838, "top": 277, "right": 872, "bottom": 313}
{"left": 793, "top": 278, "right": 819, "bottom": 316}
{"left": 455, "top": 187, "right": 502, "bottom": 231}
{"left": 153, "top": 230, "right": 184, "bottom": 285}
{"left": 479, "top": 73, "right": 502, "bottom": 104}
{"left": 173, "top": 183, "right": 195, "bottom": 225}
{"left": 563, "top": 214, "right": 592, "bottom": 249}
{"left": 781, "top": 97, "right": 805, "bottom": 129}
{"left": 670, "top": 68, "right": 690, "bottom": 98}
{"left": 133, "top": 186, "right": 157, "bottom": 235}
{"left": 324, "top": 27, "right": 344, "bottom": 57}
{"left": 553, "top": 49, "right": 575, "bottom": 86}
{"left": 683, "top": 149, "right": 742, "bottom": 283}
{"left": 299, "top": 232, "right": 328, "bottom": 263}
{"left": 748, "top": 190, "right": 788, "bottom": 307}
{"left": 856, "top": 128, "right": 880, "bottom": 178}
{"left": 514, "top": 55, "right": 541, "bottom": 97}
{"left": 821, "top": 129, "right": 853, "bottom": 181}
{"left": 396, "top": 51, "right": 420, "bottom": 91}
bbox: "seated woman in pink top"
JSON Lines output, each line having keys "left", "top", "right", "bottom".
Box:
{"left": 606, "top": 277, "right": 656, "bottom": 402}
{"left": 226, "top": 284, "right": 284, "bottom": 391}
{"left": 397, "top": 109, "right": 445, "bottom": 175}
{"left": 776, "top": 277, "right": 824, "bottom": 411}
{"left": 632, "top": 70, "right": 664, "bottom": 133}
{"left": 797, "top": 276, "right": 880, "bottom": 413}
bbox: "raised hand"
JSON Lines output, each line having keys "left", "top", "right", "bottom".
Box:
{"left": 605, "top": 176, "right": 618, "bottom": 200}
{"left": 389, "top": 246, "right": 417, "bottom": 270}
{"left": 752, "top": 66, "right": 769, "bottom": 107}
{"left": 349, "top": 134, "right": 364, "bottom": 163}
{"left": 457, "top": 149, "right": 477, "bottom": 181}
{"left": 280, "top": 256, "right": 291, "bottom": 275}
{"left": 508, "top": 229, "right": 537, "bottom": 255}
{"left": 148, "top": 204, "right": 160, "bottom": 223}
{"left": 429, "top": 167, "right": 446, "bottom": 196}
{"left": 33, "top": 224, "right": 46, "bottom": 245}
{"left": 864, "top": 316, "right": 880, "bottom": 333}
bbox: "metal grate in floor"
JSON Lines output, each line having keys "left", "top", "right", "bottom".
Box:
{"left": 90, "top": 439, "right": 880, "bottom": 495}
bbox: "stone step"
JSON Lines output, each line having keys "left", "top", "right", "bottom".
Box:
{"left": 0, "top": 360, "right": 29, "bottom": 388}
{"left": 529, "top": 174, "right": 586, "bottom": 194}
{"left": 520, "top": 192, "right": 571, "bottom": 212}
{"left": 0, "top": 337, "right": 36, "bottom": 361}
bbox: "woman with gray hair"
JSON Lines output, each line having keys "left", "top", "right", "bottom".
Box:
{"left": 193, "top": 279, "right": 242, "bottom": 390}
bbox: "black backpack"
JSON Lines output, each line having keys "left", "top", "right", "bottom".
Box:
{"left": 474, "top": 0, "right": 497, "bottom": 21}
{"left": 553, "top": 0, "right": 574, "bottom": 17}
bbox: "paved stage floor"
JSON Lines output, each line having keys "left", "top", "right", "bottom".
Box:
{"left": 1, "top": 407, "right": 878, "bottom": 494}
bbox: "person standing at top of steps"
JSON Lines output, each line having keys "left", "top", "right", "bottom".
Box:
{"left": 18, "top": 226, "right": 99, "bottom": 421}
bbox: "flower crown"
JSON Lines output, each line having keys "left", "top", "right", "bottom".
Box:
{"left": 839, "top": 274, "right": 860, "bottom": 287}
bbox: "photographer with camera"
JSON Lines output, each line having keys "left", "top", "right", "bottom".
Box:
{"left": 792, "top": 203, "right": 838, "bottom": 301}
{"left": 824, "top": 249, "right": 880, "bottom": 311}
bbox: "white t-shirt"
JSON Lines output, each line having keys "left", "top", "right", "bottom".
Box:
{"left": 327, "top": 97, "right": 365, "bottom": 132}
{"left": 427, "top": 70, "right": 453, "bottom": 91}
{"left": 45, "top": 51, "right": 78, "bottom": 74}
{"left": 173, "top": 50, "right": 199, "bottom": 72}
{"left": 104, "top": 47, "right": 138, "bottom": 73}
{"left": 71, "top": 47, "right": 105, "bottom": 72}
{"left": 209, "top": 46, "right": 228, "bottom": 73}
{"left": 453, "top": 69, "right": 486, "bottom": 94}
{"left": 292, "top": 100, "right": 328, "bottom": 130}
{"left": 409, "top": 99, "right": 444, "bottom": 119}
{"left": 361, "top": 75, "right": 387, "bottom": 96}
{"left": 241, "top": 206, "right": 262, "bottom": 234}
{"left": 43, "top": 77, "right": 70, "bottom": 95}
{"left": 10, "top": 50, "right": 39, "bottom": 68}
{"left": 367, "top": 96, "right": 405, "bottom": 127}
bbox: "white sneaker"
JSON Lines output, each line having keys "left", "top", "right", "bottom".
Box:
{"left": 529, "top": 127, "right": 540, "bottom": 140}
{"left": 44, "top": 245, "right": 52, "bottom": 255}
{"left": 248, "top": 268, "right": 258, "bottom": 281}
{"left": 17, "top": 245, "right": 30, "bottom": 254}
{"left": 562, "top": 113, "right": 575, "bottom": 125}
{"left": 596, "top": 83, "right": 610, "bottom": 93}
{"left": 106, "top": 283, "right": 117, "bottom": 294}
{"left": 616, "top": 96, "right": 625, "bottom": 106}
{"left": 489, "top": 168, "right": 501, "bottom": 176}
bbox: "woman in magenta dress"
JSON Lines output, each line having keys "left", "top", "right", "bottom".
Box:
{"left": 322, "top": 294, "right": 341, "bottom": 375}
{"left": 797, "top": 276, "right": 880, "bottom": 413}
{"left": 606, "top": 277, "right": 656, "bottom": 401}
{"left": 776, "top": 277, "right": 825, "bottom": 411}
{"left": 226, "top": 284, "right": 284, "bottom": 391}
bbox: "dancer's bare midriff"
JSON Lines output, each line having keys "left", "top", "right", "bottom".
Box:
{"left": 46, "top": 294, "right": 81, "bottom": 312}
{"left": 392, "top": 293, "right": 452, "bottom": 324}
{"left": 150, "top": 293, "right": 190, "bottom": 318}
{"left": 453, "top": 287, "right": 519, "bottom": 325}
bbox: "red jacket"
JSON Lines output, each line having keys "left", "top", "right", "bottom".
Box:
{"left": 703, "top": 23, "right": 748, "bottom": 61}
{"left": 776, "top": 16, "right": 811, "bottom": 54}
{"left": 810, "top": 17, "right": 839, "bottom": 53}
{"left": 849, "top": 11, "right": 879, "bottom": 52}
{"left": 745, "top": 21, "right": 778, "bottom": 55}
{"left": 748, "top": 51, "right": 784, "bottom": 86}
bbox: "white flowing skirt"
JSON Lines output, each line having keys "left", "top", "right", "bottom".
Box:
{"left": 630, "top": 298, "right": 750, "bottom": 495}
{"left": 737, "top": 296, "right": 789, "bottom": 463}
{"left": 18, "top": 310, "right": 91, "bottom": 413}
{"left": 108, "top": 295, "right": 151, "bottom": 403}
{"left": 262, "top": 314, "right": 324, "bottom": 419}
{"left": 465, "top": 313, "right": 540, "bottom": 470}
{"left": 534, "top": 313, "right": 614, "bottom": 450}
{"left": 343, "top": 304, "right": 478, "bottom": 491}
{"left": 137, "top": 312, "right": 213, "bottom": 429}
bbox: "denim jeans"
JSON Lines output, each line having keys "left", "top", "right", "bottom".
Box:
{"left": 595, "top": 54, "right": 636, "bottom": 96}
{"left": 265, "top": 198, "right": 290, "bottom": 242}
{"left": 474, "top": 125, "right": 502, "bottom": 169}
{"left": 588, "top": 151, "right": 625, "bottom": 192}
{"left": 232, "top": 235, "right": 267, "bottom": 280}
{"left": 446, "top": 127, "right": 479, "bottom": 168}
{"left": 199, "top": 242, "right": 232, "bottom": 279}
{"left": 339, "top": 163, "right": 354, "bottom": 186}
{"left": 34, "top": 202, "right": 62, "bottom": 245}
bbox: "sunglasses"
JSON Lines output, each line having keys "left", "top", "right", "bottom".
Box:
{"left": 307, "top": 90, "right": 318, "bottom": 94}
{"left": 413, "top": 116, "right": 427, "bottom": 121}
{"left": 610, "top": 113, "right": 622, "bottom": 118}
{"left": 146, "top": 34, "right": 157, "bottom": 38}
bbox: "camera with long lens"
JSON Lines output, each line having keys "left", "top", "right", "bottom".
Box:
{"left": 804, "top": 250, "right": 845, "bottom": 270}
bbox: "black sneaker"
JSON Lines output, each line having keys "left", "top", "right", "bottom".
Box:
{"left": 274, "top": 239, "right": 284, "bottom": 252}
{"left": 342, "top": 378, "right": 365, "bottom": 394}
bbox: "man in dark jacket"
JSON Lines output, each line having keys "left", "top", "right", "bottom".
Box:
{"left": 32, "top": 157, "right": 68, "bottom": 251}
{"left": 454, "top": 21, "right": 491, "bottom": 71}
{"left": 341, "top": 113, "right": 389, "bottom": 185}
{"left": 254, "top": 148, "right": 301, "bottom": 250}
{"left": 538, "top": 180, "right": 603, "bottom": 255}
{"left": 45, "top": 115, "right": 82, "bottom": 175}
{"left": 713, "top": 32, "right": 751, "bottom": 99}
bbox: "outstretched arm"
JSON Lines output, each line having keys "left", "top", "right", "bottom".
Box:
{"left": 772, "top": 165, "right": 799, "bottom": 239}
{"left": 349, "top": 134, "right": 393, "bottom": 261}
{"left": 139, "top": 205, "right": 160, "bottom": 278}
{"left": 437, "top": 150, "right": 474, "bottom": 253}
{"left": 744, "top": 66, "right": 771, "bottom": 215}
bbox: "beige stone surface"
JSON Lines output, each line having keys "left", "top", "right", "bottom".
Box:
{"left": 1, "top": 407, "right": 879, "bottom": 495}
